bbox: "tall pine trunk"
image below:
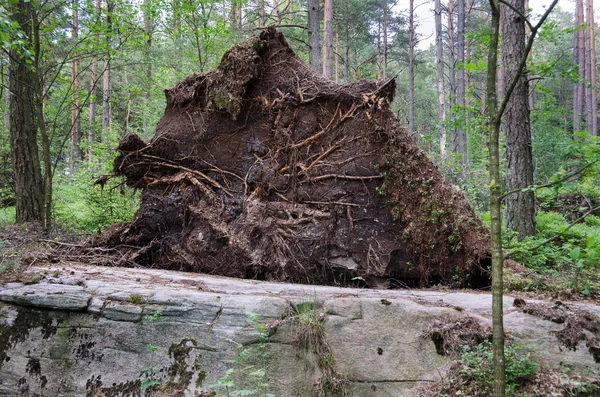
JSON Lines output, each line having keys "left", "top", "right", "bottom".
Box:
{"left": 587, "top": 0, "right": 598, "bottom": 135}
{"left": 307, "top": 0, "right": 321, "bottom": 73}
{"left": 503, "top": 0, "right": 536, "bottom": 239}
{"left": 573, "top": 0, "right": 585, "bottom": 133}
{"left": 88, "top": 0, "right": 101, "bottom": 156}
{"left": 143, "top": 0, "right": 152, "bottom": 135}
{"left": 408, "top": 0, "right": 415, "bottom": 136}
{"left": 323, "top": 0, "right": 334, "bottom": 79}
{"left": 9, "top": 0, "right": 44, "bottom": 223}
{"left": 101, "top": 0, "right": 113, "bottom": 140}
{"left": 457, "top": 0, "right": 467, "bottom": 170}
{"left": 447, "top": 0, "right": 457, "bottom": 154}
{"left": 71, "top": 0, "right": 82, "bottom": 165}
{"left": 435, "top": 0, "right": 446, "bottom": 160}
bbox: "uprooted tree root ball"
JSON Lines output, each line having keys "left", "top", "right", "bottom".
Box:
{"left": 92, "top": 28, "right": 490, "bottom": 288}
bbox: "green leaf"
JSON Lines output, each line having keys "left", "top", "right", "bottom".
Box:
{"left": 570, "top": 247, "right": 581, "bottom": 260}
{"left": 586, "top": 236, "right": 596, "bottom": 248}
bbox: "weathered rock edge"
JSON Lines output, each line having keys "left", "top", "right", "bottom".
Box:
{"left": 0, "top": 265, "right": 598, "bottom": 396}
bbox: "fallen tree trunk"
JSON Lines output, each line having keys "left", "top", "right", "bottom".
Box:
{"left": 95, "top": 28, "right": 490, "bottom": 287}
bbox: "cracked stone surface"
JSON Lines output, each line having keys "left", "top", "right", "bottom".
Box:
{"left": 0, "top": 264, "right": 598, "bottom": 396}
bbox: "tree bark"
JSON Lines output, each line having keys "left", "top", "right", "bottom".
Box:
{"left": 258, "top": 0, "right": 265, "bottom": 25}
{"left": 383, "top": 2, "right": 388, "bottom": 81}
{"left": 409, "top": 0, "right": 415, "bottom": 136}
{"left": 435, "top": 0, "right": 446, "bottom": 160}
{"left": 71, "top": 0, "right": 82, "bottom": 165}
{"left": 323, "top": 0, "right": 334, "bottom": 80}
{"left": 502, "top": 0, "right": 536, "bottom": 239}
{"left": 101, "top": 0, "right": 113, "bottom": 139}
{"left": 88, "top": 0, "right": 101, "bottom": 157}
{"left": 9, "top": 0, "right": 44, "bottom": 223}
{"left": 573, "top": 0, "right": 585, "bottom": 133}
{"left": 143, "top": 0, "right": 152, "bottom": 135}
{"left": 307, "top": 0, "right": 321, "bottom": 73}
{"left": 457, "top": 0, "right": 467, "bottom": 169}
{"left": 486, "top": 2, "right": 505, "bottom": 395}
{"left": 448, "top": 0, "right": 457, "bottom": 154}
{"left": 587, "top": 0, "right": 598, "bottom": 135}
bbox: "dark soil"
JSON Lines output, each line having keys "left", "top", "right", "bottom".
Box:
{"left": 93, "top": 28, "right": 490, "bottom": 288}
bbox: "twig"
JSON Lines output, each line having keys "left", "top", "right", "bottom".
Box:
{"left": 500, "top": 159, "right": 599, "bottom": 200}
{"left": 301, "top": 200, "right": 362, "bottom": 207}
{"left": 300, "top": 174, "right": 383, "bottom": 183}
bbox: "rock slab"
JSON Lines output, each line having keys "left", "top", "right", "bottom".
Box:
{"left": 0, "top": 265, "right": 598, "bottom": 397}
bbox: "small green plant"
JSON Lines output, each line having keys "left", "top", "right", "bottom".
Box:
{"left": 129, "top": 293, "right": 145, "bottom": 304}
{"left": 455, "top": 342, "right": 539, "bottom": 396}
{"left": 141, "top": 309, "right": 164, "bottom": 391}
{"left": 210, "top": 312, "right": 274, "bottom": 397}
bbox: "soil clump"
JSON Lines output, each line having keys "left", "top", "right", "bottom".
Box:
{"left": 93, "top": 28, "right": 490, "bottom": 287}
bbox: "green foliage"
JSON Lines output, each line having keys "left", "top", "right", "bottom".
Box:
{"left": 210, "top": 312, "right": 274, "bottom": 397}
{"left": 455, "top": 342, "right": 539, "bottom": 396}
{"left": 52, "top": 145, "right": 139, "bottom": 232}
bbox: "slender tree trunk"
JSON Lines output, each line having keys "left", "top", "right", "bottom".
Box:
{"left": 486, "top": 2, "right": 505, "bottom": 394}
{"left": 307, "top": 0, "right": 321, "bottom": 73}
{"left": 31, "top": 7, "right": 52, "bottom": 232}
{"left": 71, "top": 0, "right": 82, "bottom": 165}
{"left": 323, "top": 0, "right": 334, "bottom": 79}
{"left": 143, "top": 0, "right": 152, "bottom": 135}
{"left": 273, "top": 0, "right": 282, "bottom": 24}
{"left": 335, "top": 26, "right": 339, "bottom": 83}
{"left": 587, "top": 0, "right": 598, "bottom": 135}
{"left": 101, "top": 0, "right": 113, "bottom": 140}
{"left": 503, "top": 0, "right": 536, "bottom": 239}
{"left": 258, "top": 0, "right": 265, "bottom": 25}
{"left": 574, "top": 0, "right": 585, "bottom": 133}
{"left": 457, "top": 0, "right": 467, "bottom": 169}
{"left": 383, "top": 2, "right": 388, "bottom": 80}
{"left": 448, "top": 0, "right": 457, "bottom": 154}
{"left": 9, "top": 0, "right": 44, "bottom": 223}
{"left": 88, "top": 0, "right": 101, "bottom": 156}
{"left": 435, "top": 0, "right": 446, "bottom": 160}
{"left": 465, "top": 0, "right": 472, "bottom": 149}
{"left": 409, "top": 0, "right": 415, "bottom": 136}
{"left": 288, "top": 0, "right": 293, "bottom": 24}
{"left": 173, "top": 0, "right": 182, "bottom": 82}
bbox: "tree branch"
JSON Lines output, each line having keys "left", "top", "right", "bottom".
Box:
{"left": 499, "top": 159, "right": 600, "bottom": 200}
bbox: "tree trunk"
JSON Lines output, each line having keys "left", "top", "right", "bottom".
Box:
{"left": 383, "top": 2, "right": 388, "bottom": 81}
{"left": 143, "top": 0, "right": 152, "bottom": 135}
{"left": 173, "top": 0, "right": 182, "bottom": 82}
{"left": 587, "top": 0, "right": 598, "bottom": 135}
{"left": 573, "top": 0, "right": 585, "bottom": 133}
{"left": 9, "top": 0, "right": 44, "bottom": 223}
{"left": 408, "top": 0, "right": 415, "bottom": 136}
{"left": 307, "top": 0, "right": 321, "bottom": 73}
{"left": 502, "top": 0, "right": 536, "bottom": 239}
{"left": 323, "top": 0, "right": 334, "bottom": 80}
{"left": 448, "top": 0, "right": 457, "bottom": 154}
{"left": 273, "top": 0, "right": 282, "bottom": 24}
{"left": 288, "top": 0, "right": 293, "bottom": 24}
{"left": 486, "top": 2, "right": 505, "bottom": 395}
{"left": 435, "top": 0, "right": 446, "bottom": 160}
{"left": 258, "top": 0, "right": 265, "bottom": 25}
{"left": 101, "top": 0, "right": 113, "bottom": 139}
{"left": 88, "top": 0, "right": 101, "bottom": 157}
{"left": 457, "top": 0, "right": 467, "bottom": 169}
{"left": 71, "top": 0, "right": 82, "bottom": 165}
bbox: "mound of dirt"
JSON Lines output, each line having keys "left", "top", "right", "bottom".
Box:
{"left": 94, "top": 28, "right": 490, "bottom": 287}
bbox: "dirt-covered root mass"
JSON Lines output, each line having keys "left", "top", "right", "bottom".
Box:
{"left": 94, "top": 28, "right": 490, "bottom": 287}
